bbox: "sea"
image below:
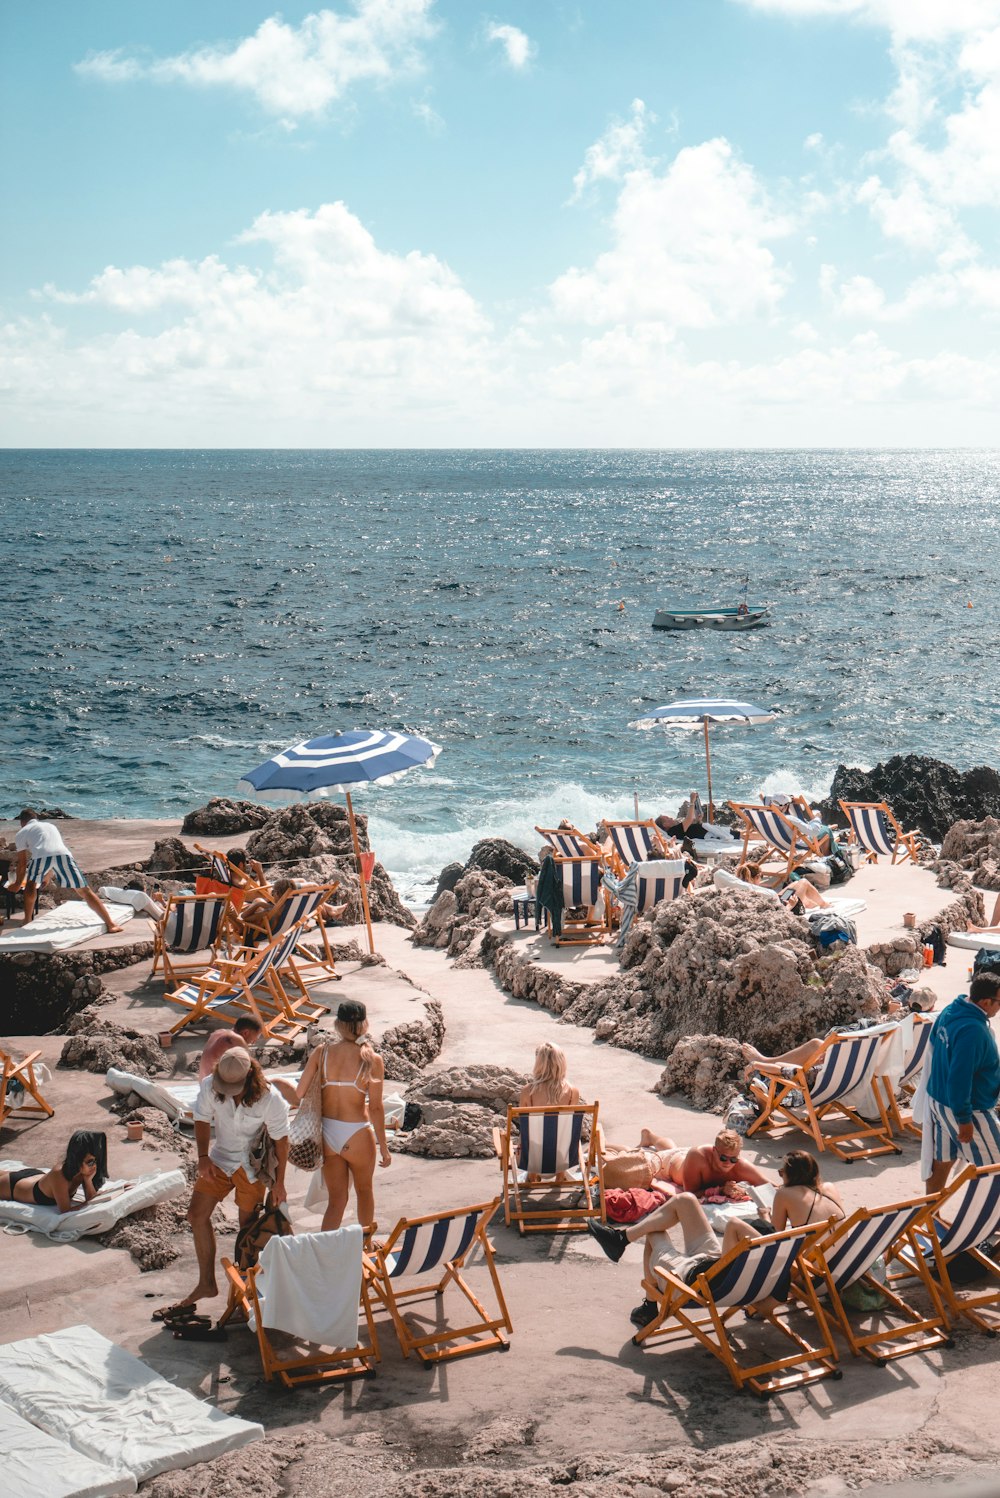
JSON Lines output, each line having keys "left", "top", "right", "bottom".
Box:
{"left": 4, "top": 449, "right": 999, "bottom": 906}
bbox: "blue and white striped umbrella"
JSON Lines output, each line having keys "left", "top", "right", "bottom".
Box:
{"left": 629, "top": 697, "right": 780, "bottom": 822}
{"left": 237, "top": 728, "right": 441, "bottom": 802}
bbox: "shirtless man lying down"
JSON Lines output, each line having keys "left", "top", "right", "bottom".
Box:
{"left": 603, "top": 1127, "right": 771, "bottom": 1193}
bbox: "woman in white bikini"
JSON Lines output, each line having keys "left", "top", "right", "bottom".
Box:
{"left": 293, "top": 1000, "right": 390, "bottom": 1231}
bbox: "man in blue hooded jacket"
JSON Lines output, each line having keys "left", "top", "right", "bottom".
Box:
{"left": 924, "top": 971, "right": 1000, "bottom": 1194}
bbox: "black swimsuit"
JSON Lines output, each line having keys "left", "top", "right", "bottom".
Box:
{"left": 6, "top": 1167, "right": 56, "bottom": 1206}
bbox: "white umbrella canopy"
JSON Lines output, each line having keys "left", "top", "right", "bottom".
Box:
{"left": 238, "top": 728, "right": 441, "bottom": 952}
{"left": 629, "top": 697, "right": 780, "bottom": 822}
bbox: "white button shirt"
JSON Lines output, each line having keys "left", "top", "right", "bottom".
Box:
{"left": 192, "top": 1077, "right": 290, "bottom": 1180}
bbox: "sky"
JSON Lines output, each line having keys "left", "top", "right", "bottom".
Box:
{"left": 2, "top": 0, "right": 1000, "bottom": 447}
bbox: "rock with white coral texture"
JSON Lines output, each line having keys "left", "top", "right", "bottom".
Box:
{"left": 280, "top": 852, "right": 416, "bottom": 929}
{"left": 656, "top": 1034, "right": 746, "bottom": 1112}
{"left": 393, "top": 1063, "right": 528, "bottom": 1158}
{"left": 939, "top": 818, "right": 1000, "bottom": 892}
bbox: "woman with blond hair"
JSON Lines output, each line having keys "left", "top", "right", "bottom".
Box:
{"left": 286, "top": 1000, "right": 390, "bottom": 1231}
{"left": 519, "top": 1042, "right": 582, "bottom": 1107}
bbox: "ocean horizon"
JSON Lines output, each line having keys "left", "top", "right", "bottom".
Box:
{"left": 4, "top": 447, "right": 999, "bottom": 903}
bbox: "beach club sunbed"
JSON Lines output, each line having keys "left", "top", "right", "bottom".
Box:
{"left": 550, "top": 855, "right": 609, "bottom": 945}
{"left": 222, "top": 1225, "right": 380, "bottom": 1387}
{"left": 728, "top": 801, "right": 827, "bottom": 882}
{"left": 747, "top": 1024, "right": 902, "bottom": 1162}
{"left": 493, "top": 1103, "right": 607, "bottom": 1235}
{"left": 601, "top": 819, "right": 669, "bottom": 874}
{"left": 796, "top": 1198, "right": 951, "bottom": 1364}
{"left": 252, "top": 881, "right": 341, "bottom": 985}
{"left": 150, "top": 892, "right": 232, "bottom": 986}
{"left": 366, "top": 1199, "right": 512, "bottom": 1364}
{"left": 887, "top": 1163, "right": 1000, "bottom": 1333}
{"left": 1, "top": 1046, "right": 55, "bottom": 1127}
{"left": 633, "top": 1224, "right": 839, "bottom": 1396}
{"left": 602, "top": 858, "right": 686, "bottom": 948}
{"left": 162, "top": 926, "right": 327, "bottom": 1041}
{"left": 838, "top": 800, "right": 921, "bottom": 866}
{"left": 535, "top": 825, "right": 603, "bottom": 859}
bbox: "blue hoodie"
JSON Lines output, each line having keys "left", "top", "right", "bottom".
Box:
{"left": 927, "top": 996, "right": 1000, "bottom": 1123}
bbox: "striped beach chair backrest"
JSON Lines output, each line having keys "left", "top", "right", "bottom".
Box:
{"left": 705, "top": 1229, "right": 810, "bottom": 1308}
{"left": 607, "top": 822, "right": 657, "bottom": 865}
{"left": 935, "top": 1169, "right": 1000, "bottom": 1258}
{"left": 209, "top": 852, "right": 236, "bottom": 884}
{"left": 847, "top": 804, "right": 896, "bottom": 858}
{"left": 164, "top": 895, "right": 227, "bottom": 954}
{"left": 635, "top": 859, "right": 686, "bottom": 914}
{"left": 821, "top": 1205, "right": 924, "bottom": 1289}
{"left": 383, "top": 1208, "right": 480, "bottom": 1278}
{"left": 743, "top": 806, "right": 797, "bottom": 852}
{"left": 516, "top": 1109, "right": 586, "bottom": 1176}
{"left": 268, "top": 887, "right": 326, "bottom": 936}
{"left": 245, "top": 927, "right": 302, "bottom": 986}
{"left": 538, "top": 828, "right": 594, "bottom": 858}
{"left": 559, "top": 859, "right": 603, "bottom": 908}
{"left": 810, "top": 1028, "right": 893, "bottom": 1108}
{"left": 900, "top": 1017, "right": 934, "bottom": 1089}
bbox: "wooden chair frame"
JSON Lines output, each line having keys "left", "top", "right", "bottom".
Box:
{"left": 367, "top": 1199, "right": 512, "bottom": 1364}
{"left": 601, "top": 819, "right": 670, "bottom": 876}
{"left": 634, "top": 1225, "right": 840, "bottom": 1397}
{"left": 162, "top": 926, "right": 327, "bottom": 1041}
{"left": 747, "top": 1028, "right": 902, "bottom": 1162}
{"left": 221, "top": 1244, "right": 380, "bottom": 1387}
{"left": 876, "top": 1014, "right": 933, "bottom": 1137}
{"left": 493, "top": 1104, "right": 607, "bottom": 1235}
{"left": 837, "top": 801, "right": 921, "bottom": 866}
{"left": 727, "top": 801, "right": 826, "bottom": 883}
{"left": 1, "top": 1047, "right": 55, "bottom": 1127}
{"left": 193, "top": 843, "right": 269, "bottom": 900}
{"left": 888, "top": 1164, "right": 1000, "bottom": 1334}
{"left": 150, "top": 891, "right": 233, "bottom": 985}
{"left": 796, "top": 1199, "right": 952, "bottom": 1364}
{"left": 550, "top": 856, "right": 609, "bottom": 946}
{"left": 256, "top": 881, "right": 342, "bottom": 986}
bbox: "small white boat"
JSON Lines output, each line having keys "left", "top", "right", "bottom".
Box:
{"left": 652, "top": 603, "right": 770, "bottom": 632}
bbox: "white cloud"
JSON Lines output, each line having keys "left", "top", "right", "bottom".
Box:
{"left": 74, "top": 1, "right": 438, "bottom": 120}
{"left": 730, "top": 1, "right": 999, "bottom": 44}
{"left": 485, "top": 21, "right": 535, "bottom": 70}
{"left": 570, "top": 98, "right": 651, "bottom": 200}
{"left": 553, "top": 137, "right": 793, "bottom": 330}
{"left": 823, "top": 261, "right": 1000, "bottom": 319}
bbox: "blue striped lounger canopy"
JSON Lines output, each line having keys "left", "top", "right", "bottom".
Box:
{"left": 369, "top": 1199, "right": 512, "bottom": 1363}
{"left": 839, "top": 800, "right": 920, "bottom": 865}
{"left": 635, "top": 859, "right": 686, "bottom": 914}
{"left": 152, "top": 892, "right": 231, "bottom": 984}
{"left": 635, "top": 1225, "right": 839, "bottom": 1395}
{"left": 603, "top": 820, "right": 664, "bottom": 868}
{"left": 800, "top": 1200, "right": 950, "bottom": 1363}
{"left": 493, "top": 1104, "right": 606, "bottom": 1235}
{"left": 551, "top": 857, "right": 607, "bottom": 945}
{"left": 889, "top": 1164, "right": 1000, "bottom": 1333}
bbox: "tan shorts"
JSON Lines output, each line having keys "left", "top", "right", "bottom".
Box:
{"left": 652, "top": 1225, "right": 722, "bottom": 1285}
{"left": 192, "top": 1164, "right": 266, "bottom": 1214}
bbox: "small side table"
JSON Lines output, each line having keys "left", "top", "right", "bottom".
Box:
{"left": 512, "top": 893, "right": 537, "bottom": 931}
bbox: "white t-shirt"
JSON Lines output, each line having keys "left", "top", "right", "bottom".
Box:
{"left": 14, "top": 819, "right": 72, "bottom": 859}
{"left": 192, "top": 1076, "right": 290, "bottom": 1180}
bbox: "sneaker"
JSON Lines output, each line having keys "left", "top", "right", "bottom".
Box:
{"left": 630, "top": 1299, "right": 659, "bottom": 1328}
{"left": 586, "top": 1219, "right": 629, "bottom": 1263}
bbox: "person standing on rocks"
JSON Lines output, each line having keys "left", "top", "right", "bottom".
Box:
{"left": 923, "top": 971, "right": 1000, "bottom": 1194}
{"left": 11, "top": 809, "right": 122, "bottom": 932}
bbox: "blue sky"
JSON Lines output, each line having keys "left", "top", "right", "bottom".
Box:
{"left": 2, "top": 0, "right": 999, "bottom": 445}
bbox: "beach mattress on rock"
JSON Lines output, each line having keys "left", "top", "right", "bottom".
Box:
{"left": 947, "top": 931, "right": 1000, "bottom": 952}
{"left": 0, "top": 1400, "right": 137, "bottom": 1498}
{"left": 0, "top": 1325, "right": 263, "bottom": 1484}
{"left": 711, "top": 867, "right": 866, "bottom": 918}
{"left": 0, "top": 1163, "right": 185, "bottom": 1240}
{"left": 0, "top": 900, "right": 134, "bottom": 954}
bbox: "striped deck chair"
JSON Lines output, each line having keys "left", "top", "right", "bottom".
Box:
{"left": 838, "top": 800, "right": 921, "bottom": 865}
{"left": 887, "top": 1164, "right": 1000, "bottom": 1333}
{"left": 221, "top": 1226, "right": 379, "bottom": 1387}
{"left": 797, "top": 1198, "right": 951, "bottom": 1364}
{"left": 151, "top": 892, "right": 231, "bottom": 984}
{"left": 535, "top": 826, "right": 602, "bottom": 859}
{"left": 747, "top": 1024, "right": 902, "bottom": 1161}
{"left": 367, "top": 1198, "right": 512, "bottom": 1363}
{"left": 162, "top": 925, "right": 326, "bottom": 1041}
{"left": 728, "top": 801, "right": 826, "bottom": 882}
{"left": 255, "top": 882, "right": 340, "bottom": 984}
{"left": 878, "top": 1014, "right": 934, "bottom": 1136}
{"left": 602, "top": 820, "right": 668, "bottom": 874}
{"left": 634, "top": 1225, "right": 839, "bottom": 1396}
{"left": 551, "top": 856, "right": 608, "bottom": 945}
{"left": 602, "top": 859, "right": 686, "bottom": 948}
{"left": 493, "top": 1104, "right": 607, "bottom": 1235}
{"left": 1, "top": 1046, "right": 55, "bottom": 1127}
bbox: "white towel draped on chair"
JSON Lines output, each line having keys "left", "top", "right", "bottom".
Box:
{"left": 251, "top": 1225, "right": 364, "bottom": 1350}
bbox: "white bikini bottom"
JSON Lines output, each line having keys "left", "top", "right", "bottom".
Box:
{"left": 322, "top": 1117, "right": 374, "bottom": 1155}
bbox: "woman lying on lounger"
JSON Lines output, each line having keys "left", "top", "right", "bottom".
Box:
{"left": 0, "top": 1129, "right": 108, "bottom": 1212}
{"left": 737, "top": 862, "right": 829, "bottom": 912}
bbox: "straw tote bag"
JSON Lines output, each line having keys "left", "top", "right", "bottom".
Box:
{"left": 288, "top": 1065, "right": 324, "bottom": 1171}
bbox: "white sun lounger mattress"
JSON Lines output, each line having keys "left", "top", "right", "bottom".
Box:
{"left": 948, "top": 931, "right": 1000, "bottom": 952}
{"left": 0, "top": 1399, "right": 137, "bottom": 1498}
{"left": 0, "top": 1163, "right": 186, "bottom": 1240}
{"left": 0, "top": 1325, "right": 263, "bottom": 1483}
{"left": 0, "top": 901, "right": 134, "bottom": 954}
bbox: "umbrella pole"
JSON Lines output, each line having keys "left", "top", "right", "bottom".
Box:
{"left": 345, "top": 791, "right": 375, "bottom": 955}
{"left": 633, "top": 786, "right": 639, "bottom": 819}
{"left": 703, "top": 719, "right": 715, "bottom": 823}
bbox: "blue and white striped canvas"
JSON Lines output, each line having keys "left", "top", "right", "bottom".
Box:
{"left": 707, "top": 1231, "right": 808, "bottom": 1308}
{"left": 239, "top": 727, "right": 441, "bottom": 799}
{"left": 608, "top": 823, "right": 657, "bottom": 864}
{"left": 935, "top": 1172, "right": 1000, "bottom": 1258}
{"left": 385, "top": 1210, "right": 480, "bottom": 1278}
{"left": 559, "top": 860, "right": 603, "bottom": 908}
{"left": 164, "top": 895, "right": 227, "bottom": 954}
{"left": 209, "top": 853, "right": 236, "bottom": 884}
{"left": 544, "top": 830, "right": 593, "bottom": 857}
{"left": 822, "top": 1205, "right": 923, "bottom": 1289}
{"left": 744, "top": 806, "right": 797, "bottom": 852}
{"left": 246, "top": 926, "right": 302, "bottom": 983}
{"left": 172, "top": 967, "right": 223, "bottom": 1006}
{"left": 849, "top": 806, "right": 895, "bottom": 857}
{"left": 268, "top": 887, "right": 326, "bottom": 936}
{"left": 810, "top": 1030, "right": 890, "bottom": 1108}
{"left": 635, "top": 859, "right": 685, "bottom": 914}
{"left": 517, "top": 1110, "right": 586, "bottom": 1176}
{"left": 900, "top": 1019, "right": 933, "bottom": 1090}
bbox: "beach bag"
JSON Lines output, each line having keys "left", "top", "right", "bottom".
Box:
{"left": 234, "top": 1194, "right": 293, "bottom": 1271}
{"left": 825, "top": 846, "right": 854, "bottom": 886}
{"left": 840, "top": 1256, "right": 890, "bottom": 1310}
{"left": 605, "top": 1187, "right": 667, "bottom": 1224}
{"left": 287, "top": 1067, "right": 324, "bottom": 1172}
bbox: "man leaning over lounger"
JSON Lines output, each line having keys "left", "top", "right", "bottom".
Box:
{"left": 923, "top": 971, "right": 1000, "bottom": 1195}
{"left": 604, "top": 1127, "right": 771, "bottom": 1194}
{"left": 11, "top": 808, "right": 122, "bottom": 931}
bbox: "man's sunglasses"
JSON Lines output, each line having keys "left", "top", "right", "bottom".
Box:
{"left": 717, "top": 1152, "right": 739, "bottom": 1164}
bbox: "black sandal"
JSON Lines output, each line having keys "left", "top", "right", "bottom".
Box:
{"left": 152, "top": 1303, "right": 201, "bottom": 1324}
